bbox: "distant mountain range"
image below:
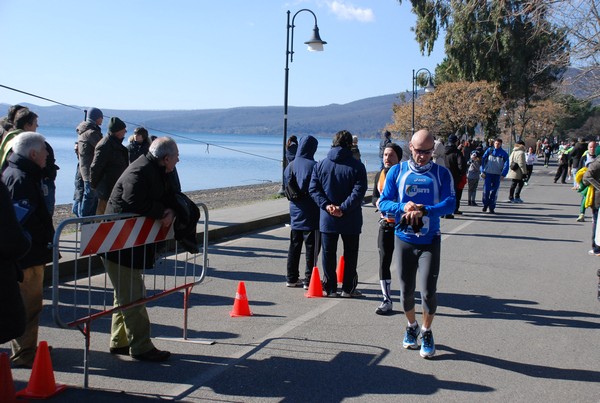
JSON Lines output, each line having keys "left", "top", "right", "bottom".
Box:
{"left": 1, "top": 93, "right": 400, "bottom": 138}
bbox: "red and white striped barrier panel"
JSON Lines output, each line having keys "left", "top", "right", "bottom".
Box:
{"left": 80, "top": 216, "right": 174, "bottom": 256}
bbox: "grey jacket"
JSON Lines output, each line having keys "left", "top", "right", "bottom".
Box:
{"left": 77, "top": 120, "right": 103, "bottom": 182}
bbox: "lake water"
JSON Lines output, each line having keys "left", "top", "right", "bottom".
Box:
{"left": 40, "top": 127, "right": 390, "bottom": 205}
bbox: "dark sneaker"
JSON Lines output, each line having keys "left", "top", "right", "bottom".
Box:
{"left": 110, "top": 346, "right": 130, "bottom": 356}
{"left": 444, "top": 214, "right": 455, "bottom": 219}
{"left": 286, "top": 279, "right": 303, "bottom": 288}
{"left": 375, "top": 300, "right": 392, "bottom": 315}
{"left": 454, "top": 211, "right": 463, "bottom": 215}
{"left": 482, "top": 206, "right": 488, "bottom": 212}
{"left": 132, "top": 348, "right": 171, "bottom": 362}
{"left": 489, "top": 209, "right": 495, "bottom": 214}
{"left": 403, "top": 324, "right": 420, "bottom": 349}
{"left": 420, "top": 330, "right": 435, "bottom": 358}
{"left": 324, "top": 290, "right": 338, "bottom": 298}
{"left": 11, "top": 359, "right": 34, "bottom": 369}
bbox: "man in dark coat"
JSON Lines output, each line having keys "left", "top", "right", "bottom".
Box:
{"left": 1, "top": 131, "right": 54, "bottom": 368}
{"left": 90, "top": 117, "right": 129, "bottom": 214}
{"left": 309, "top": 130, "right": 368, "bottom": 298}
{"left": 0, "top": 181, "right": 31, "bottom": 344}
{"left": 76, "top": 107, "right": 103, "bottom": 216}
{"left": 103, "top": 137, "right": 179, "bottom": 362}
{"left": 284, "top": 135, "right": 319, "bottom": 289}
{"left": 444, "top": 134, "right": 467, "bottom": 217}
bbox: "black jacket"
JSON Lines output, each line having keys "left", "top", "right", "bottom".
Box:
{"left": 90, "top": 134, "right": 129, "bottom": 200}
{"left": 127, "top": 139, "right": 151, "bottom": 164}
{"left": 1, "top": 153, "right": 54, "bottom": 269}
{"left": 105, "top": 154, "right": 177, "bottom": 269}
{"left": 570, "top": 141, "right": 587, "bottom": 169}
{"left": 445, "top": 144, "right": 467, "bottom": 183}
{"left": 0, "top": 181, "right": 31, "bottom": 343}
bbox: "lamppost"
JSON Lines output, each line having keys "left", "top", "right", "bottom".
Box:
{"left": 281, "top": 9, "right": 327, "bottom": 193}
{"left": 411, "top": 68, "right": 435, "bottom": 135}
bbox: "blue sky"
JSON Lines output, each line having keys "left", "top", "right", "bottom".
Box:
{"left": 0, "top": 0, "right": 445, "bottom": 111}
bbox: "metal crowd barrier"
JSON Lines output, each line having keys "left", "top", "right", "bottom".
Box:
{"left": 50, "top": 203, "right": 210, "bottom": 388}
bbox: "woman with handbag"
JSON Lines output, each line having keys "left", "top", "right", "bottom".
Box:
{"left": 506, "top": 140, "right": 528, "bottom": 203}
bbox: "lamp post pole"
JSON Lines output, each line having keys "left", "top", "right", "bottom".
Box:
{"left": 281, "top": 9, "right": 326, "bottom": 194}
{"left": 411, "top": 68, "right": 434, "bottom": 135}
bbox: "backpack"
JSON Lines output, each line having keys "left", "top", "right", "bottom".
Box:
{"left": 284, "top": 162, "right": 306, "bottom": 201}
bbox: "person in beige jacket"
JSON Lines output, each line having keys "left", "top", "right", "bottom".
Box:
{"left": 506, "top": 140, "right": 528, "bottom": 203}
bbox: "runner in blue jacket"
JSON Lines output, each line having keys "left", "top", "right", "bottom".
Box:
{"left": 379, "top": 129, "right": 454, "bottom": 358}
{"left": 480, "top": 138, "right": 509, "bottom": 213}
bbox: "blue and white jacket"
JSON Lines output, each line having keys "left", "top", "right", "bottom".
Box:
{"left": 481, "top": 146, "right": 509, "bottom": 176}
{"left": 379, "top": 160, "right": 455, "bottom": 244}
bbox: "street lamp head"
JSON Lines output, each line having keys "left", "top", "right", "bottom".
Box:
{"left": 424, "top": 76, "right": 435, "bottom": 93}
{"left": 305, "top": 25, "right": 327, "bottom": 51}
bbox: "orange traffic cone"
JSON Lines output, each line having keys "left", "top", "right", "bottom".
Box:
{"left": 305, "top": 266, "right": 323, "bottom": 298}
{"left": 16, "top": 341, "right": 66, "bottom": 399}
{"left": 336, "top": 256, "right": 345, "bottom": 284}
{"left": 0, "top": 353, "right": 16, "bottom": 403}
{"left": 230, "top": 281, "right": 253, "bottom": 317}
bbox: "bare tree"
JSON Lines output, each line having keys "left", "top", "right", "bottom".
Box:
{"left": 526, "top": 0, "right": 600, "bottom": 101}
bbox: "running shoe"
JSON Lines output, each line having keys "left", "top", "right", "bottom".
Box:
{"left": 403, "top": 324, "right": 420, "bottom": 349}
{"left": 375, "top": 300, "right": 393, "bottom": 315}
{"left": 420, "top": 330, "right": 436, "bottom": 358}
{"left": 577, "top": 214, "right": 585, "bottom": 222}
{"left": 340, "top": 290, "right": 363, "bottom": 298}
{"left": 513, "top": 198, "right": 523, "bottom": 203}
{"left": 286, "top": 279, "right": 303, "bottom": 288}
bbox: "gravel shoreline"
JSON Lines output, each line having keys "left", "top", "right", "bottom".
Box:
{"left": 52, "top": 172, "right": 377, "bottom": 229}
{"left": 52, "top": 181, "right": 283, "bottom": 229}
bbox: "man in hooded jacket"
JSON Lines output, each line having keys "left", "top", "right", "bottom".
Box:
{"left": 309, "top": 130, "right": 367, "bottom": 298}
{"left": 284, "top": 135, "right": 319, "bottom": 289}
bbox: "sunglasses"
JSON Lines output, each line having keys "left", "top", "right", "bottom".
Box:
{"left": 412, "top": 147, "right": 434, "bottom": 155}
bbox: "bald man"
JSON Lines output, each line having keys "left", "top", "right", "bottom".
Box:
{"left": 378, "top": 129, "right": 455, "bottom": 358}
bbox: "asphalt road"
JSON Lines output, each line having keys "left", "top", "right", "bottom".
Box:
{"left": 4, "top": 163, "right": 600, "bottom": 402}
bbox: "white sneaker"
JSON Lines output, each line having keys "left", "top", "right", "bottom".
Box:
{"left": 375, "top": 300, "right": 393, "bottom": 315}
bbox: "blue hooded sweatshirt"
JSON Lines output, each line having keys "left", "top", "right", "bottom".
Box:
{"left": 284, "top": 136, "right": 319, "bottom": 230}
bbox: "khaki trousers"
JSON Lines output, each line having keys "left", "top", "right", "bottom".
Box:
{"left": 96, "top": 199, "right": 108, "bottom": 215}
{"left": 104, "top": 258, "right": 154, "bottom": 355}
{"left": 11, "top": 265, "right": 44, "bottom": 366}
